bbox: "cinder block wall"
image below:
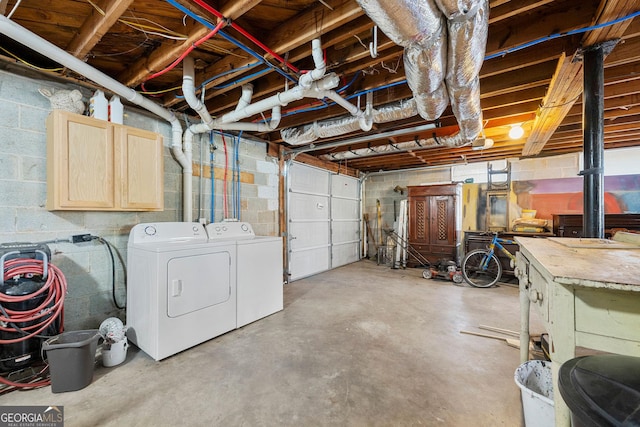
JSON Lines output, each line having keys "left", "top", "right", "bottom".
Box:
{"left": 0, "top": 69, "right": 279, "bottom": 330}
{"left": 362, "top": 151, "right": 640, "bottom": 257}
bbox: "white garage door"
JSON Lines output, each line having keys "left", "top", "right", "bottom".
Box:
{"left": 288, "top": 162, "right": 361, "bottom": 281}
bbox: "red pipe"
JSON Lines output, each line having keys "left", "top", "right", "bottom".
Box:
{"left": 144, "top": 19, "right": 227, "bottom": 83}
{"left": 191, "top": 0, "right": 300, "bottom": 74}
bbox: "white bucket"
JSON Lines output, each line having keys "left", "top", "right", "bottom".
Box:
{"left": 514, "top": 360, "right": 555, "bottom": 427}
{"left": 102, "top": 337, "right": 128, "bottom": 367}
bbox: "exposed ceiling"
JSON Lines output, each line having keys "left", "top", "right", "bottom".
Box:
{"left": 1, "top": 0, "right": 639, "bottom": 173}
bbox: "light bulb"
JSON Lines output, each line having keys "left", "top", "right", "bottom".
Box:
{"left": 509, "top": 125, "right": 524, "bottom": 139}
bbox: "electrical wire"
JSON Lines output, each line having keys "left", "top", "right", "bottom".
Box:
{"left": 189, "top": 0, "right": 300, "bottom": 74}
{"left": 143, "top": 19, "right": 226, "bottom": 86}
{"left": 92, "top": 236, "right": 125, "bottom": 310}
{"left": 165, "top": 0, "right": 298, "bottom": 83}
{"left": 0, "top": 47, "right": 64, "bottom": 72}
{"left": 6, "top": 0, "right": 23, "bottom": 19}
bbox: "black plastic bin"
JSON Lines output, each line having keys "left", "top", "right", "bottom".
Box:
{"left": 43, "top": 330, "right": 100, "bottom": 393}
{"left": 559, "top": 354, "right": 640, "bottom": 426}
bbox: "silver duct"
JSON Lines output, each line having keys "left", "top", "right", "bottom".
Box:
{"left": 281, "top": 98, "right": 417, "bottom": 145}
{"left": 319, "top": 131, "right": 493, "bottom": 161}
{"left": 356, "top": 0, "right": 488, "bottom": 144}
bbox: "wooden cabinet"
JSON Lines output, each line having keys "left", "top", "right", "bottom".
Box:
{"left": 407, "top": 184, "right": 462, "bottom": 266}
{"left": 552, "top": 214, "right": 640, "bottom": 238}
{"left": 46, "top": 110, "right": 164, "bottom": 211}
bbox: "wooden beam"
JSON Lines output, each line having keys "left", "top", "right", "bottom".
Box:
{"left": 65, "top": 0, "right": 135, "bottom": 59}
{"left": 522, "top": 0, "right": 638, "bottom": 156}
{"left": 118, "top": 0, "right": 263, "bottom": 87}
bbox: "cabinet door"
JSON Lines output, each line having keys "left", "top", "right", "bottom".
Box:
{"left": 47, "top": 110, "right": 115, "bottom": 209}
{"left": 408, "top": 196, "right": 430, "bottom": 245}
{"left": 429, "top": 195, "right": 456, "bottom": 245}
{"left": 118, "top": 127, "right": 164, "bottom": 210}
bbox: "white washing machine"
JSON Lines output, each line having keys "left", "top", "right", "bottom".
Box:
{"left": 126, "top": 222, "right": 236, "bottom": 361}
{"left": 206, "top": 221, "right": 283, "bottom": 328}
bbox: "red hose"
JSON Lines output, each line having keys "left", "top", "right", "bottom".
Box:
{"left": 0, "top": 259, "right": 67, "bottom": 343}
{"left": 0, "top": 258, "right": 67, "bottom": 389}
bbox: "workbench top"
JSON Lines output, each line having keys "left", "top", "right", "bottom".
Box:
{"left": 515, "top": 236, "right": 640, "bottom": 290}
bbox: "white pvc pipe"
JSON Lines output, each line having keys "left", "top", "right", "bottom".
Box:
{"left": 235, "top": 84, "right": 254, "bottom": 112}
{"left": 0, "top": 15, "right": 193, "bottom": 221}
{"left": 298, "top": 39, "right": 326, "bottom": 89}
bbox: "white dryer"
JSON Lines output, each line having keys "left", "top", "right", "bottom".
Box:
{"left": 126, "top": 222, "right": 236, "bottom": 361}
{"left": 206, "top": 221, "right": 283, "bottom": 328}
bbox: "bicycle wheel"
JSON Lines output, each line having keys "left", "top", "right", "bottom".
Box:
{"left": 462, "top": 249, "right": 502, "bottom": 288}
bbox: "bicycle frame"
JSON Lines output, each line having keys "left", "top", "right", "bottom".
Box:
{"left": 483, "top": 233, "right": 517, "bottom": 268}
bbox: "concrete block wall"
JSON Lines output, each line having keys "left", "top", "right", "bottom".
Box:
{"left": 0, "top": 69, "right": 280, "bottom": 330}
{"left": 191, "top": 133, "right": 279, "bottom": 236}
{"left": 363, "top": 167, "right": 451, "bottom": 254}
{"left": 363, "top": 150, "right": 637, "bottom": 254}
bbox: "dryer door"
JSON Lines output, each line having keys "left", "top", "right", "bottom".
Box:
{"left": 166, "top": 251, "right": 231, "bottom": 318}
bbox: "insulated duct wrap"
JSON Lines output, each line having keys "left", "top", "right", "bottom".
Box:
{"left": 353, "top": 0, "right": 489, "bottom": 148}
{"left": 319, "top": 132, "right": 471, "bottom": 161}
{"left": 281, "top": 98, "right": 419, "bottom": 145}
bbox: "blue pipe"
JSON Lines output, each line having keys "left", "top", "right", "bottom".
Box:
{"left": 165, "top": 0, "right": 297, "bottom": 84}
{"left": 217, "top": 31, "right": 297, "bottom": 83}
{"left": 212, "top": 67, "right": 272, "bottom": 90}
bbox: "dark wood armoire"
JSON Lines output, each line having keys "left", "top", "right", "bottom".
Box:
{"left": 407, "top": 183, "right": 462, "bottom": 266}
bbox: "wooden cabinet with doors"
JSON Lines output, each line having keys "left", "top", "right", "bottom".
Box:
{"left": 407, "top": 183, "right": 462, "bottom": 266}
{"left": 46, "top": 109, "right": 164, "bottom": 211}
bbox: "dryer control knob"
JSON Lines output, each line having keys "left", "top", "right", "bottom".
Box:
{"left": 192, "top": 225, "right": 199, "bottom": 233}
{"left": 241, "top": 224, "right": 248, "bottom": 232}
{"left": 144, "top": 225, "right": 157, "bottom": 236}
{"left": 222, "top": 226, "right": 228, "bottom": 232}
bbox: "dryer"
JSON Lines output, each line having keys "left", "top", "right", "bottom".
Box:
{"left": 205, "top": 221, "right": 283, "bottom": 328}
{"left": 126, "top": 222, "right": 236, "bottom": 361}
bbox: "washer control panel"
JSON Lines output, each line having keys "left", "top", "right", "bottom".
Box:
{"left": 129, "top": 222, "right": 208, "bottom": 244}
{"left": 205, "top": 221, "right": 255, "bottom": 240}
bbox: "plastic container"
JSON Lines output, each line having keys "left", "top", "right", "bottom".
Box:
{"left": 514, "top": 360, "right": 555, "bottom": 427}
{"left": 43, "top": 330, "right": 100, "bottom": 393}
{"left": 89, "top": 90, "right": 108, "bottom": 120}
{"left": 108, "top": 95, "right": 123, "bottom": 124}
{"left": 102, "top": 336, "right": 128, "bottom": 367}
{"left": 559, "top": 354, "right": 640, "bottom": 427}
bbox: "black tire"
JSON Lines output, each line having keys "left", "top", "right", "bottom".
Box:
{"left": 462, "top": 249, "right": 502, "bottom": 288}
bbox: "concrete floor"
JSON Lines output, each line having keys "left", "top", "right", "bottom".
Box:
{"left": 1, "top": 260, "right": 540, "bottom": 426}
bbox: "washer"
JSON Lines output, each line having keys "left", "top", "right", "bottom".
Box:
{"left": 206, "top": 221, "right": 283, "bottom": 328}
{"left": 126, "top": 222, "right": 236, "bottom": 361}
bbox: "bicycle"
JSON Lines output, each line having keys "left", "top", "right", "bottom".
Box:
{"left": 461, "top": 232, "right": 517, "bottom": 288}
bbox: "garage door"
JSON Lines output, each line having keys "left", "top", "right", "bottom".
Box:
{"left": 287, "top": 162, "right": 361, "bottom": 281}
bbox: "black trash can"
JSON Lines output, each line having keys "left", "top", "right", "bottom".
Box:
{"left": 559, "top": 354, "right": 640, "bottom": 427}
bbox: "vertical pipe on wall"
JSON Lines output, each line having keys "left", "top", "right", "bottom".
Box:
{"left": 581, "top": 41, "right": 617, "bottom": 238}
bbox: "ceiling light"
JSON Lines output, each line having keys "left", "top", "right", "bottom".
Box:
{"left": 471, "top": 138, "right": 494, "bottom": 150}
{"left": 509, "top": 124, "right": 525, "bottom": 140}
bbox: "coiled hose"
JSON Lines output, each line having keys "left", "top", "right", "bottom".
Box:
{"left": 0, "top": 258, "right": 67, "bottom": 389}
